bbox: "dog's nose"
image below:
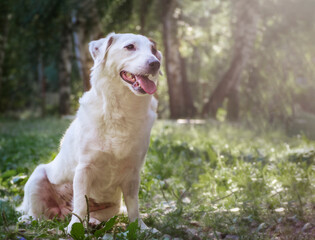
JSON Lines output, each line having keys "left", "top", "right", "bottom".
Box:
{"left": 148, "top": 59, "right": 160, "bottom": 72}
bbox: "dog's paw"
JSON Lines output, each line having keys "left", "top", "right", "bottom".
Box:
{"left": 18, "top": 215, "right": 32, "bottom": 225}
{"left": 138, "top": 219, "right": 160, "bottom": 234}
{"left": 89, "top": 217, "right": 101, "bottom": 227}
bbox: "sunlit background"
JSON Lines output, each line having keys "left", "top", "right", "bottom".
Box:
{"left": 1, "top": 0, "right": 315, "bottom": 136}
{"left": 1, "top": 1, "right": 315, "bottom": 238}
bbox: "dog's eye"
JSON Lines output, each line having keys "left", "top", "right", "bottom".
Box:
{"left": 125, "top": 44, "right": 135, "bottom": 50}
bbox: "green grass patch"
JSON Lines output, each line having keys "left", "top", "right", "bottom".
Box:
{"left": 0, "top": 118, "right": 314, "bottom": 239}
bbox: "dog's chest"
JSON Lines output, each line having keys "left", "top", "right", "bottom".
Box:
{"left": 94, "top": 116, "right": 152, "bottom": 160}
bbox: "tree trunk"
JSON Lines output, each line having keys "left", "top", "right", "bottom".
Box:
{"left": 139, "top": 0, "right": 148, "bottom": 34}
{"left": 72, "top": 10, "right": 90, "bottom": 91}
{"left": 227, "top": 87, "right": 239, "bottom": 121}
{"left": 181, "top": 56, "right": 196, "bottom": 117}
{"left": 0, "top": 2, "right": 9, "bottom": 96}
{"left": 202, "top": 0, "right": 258, "bottom": 119}
{"left": 202, "top": 50, "right": 244, "bottom": 117}
{"left": 161, "top": 0, "right": 194, "bottom": 119}
{"left": 37, "top": 52, "right": 46, "bottom": 117}
{"left": 59, "top": 25, "right": 72, "bottom": 115}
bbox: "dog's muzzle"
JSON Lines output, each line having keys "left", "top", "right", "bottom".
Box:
{"left": 120, "top": 71, "right": 157, "bottom": 95}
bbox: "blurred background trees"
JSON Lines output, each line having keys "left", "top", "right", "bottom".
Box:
{"left": 1, "top": 0, "right": 315, "bottom": 132}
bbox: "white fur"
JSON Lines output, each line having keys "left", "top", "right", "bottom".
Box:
{"left": 17, "top": 33, "right": 161, "bottom": 232}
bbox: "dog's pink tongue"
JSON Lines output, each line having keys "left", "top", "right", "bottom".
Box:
{"left": 136, "top": 75, "right": 157, "bottom": 94}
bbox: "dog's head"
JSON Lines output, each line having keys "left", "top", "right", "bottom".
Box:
{"left": 89, "top": 33, "right": 162, "bottom": 96}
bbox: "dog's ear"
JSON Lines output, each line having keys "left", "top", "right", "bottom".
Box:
{"left": 89, "top": 33, "right": 115, "bottom": 62}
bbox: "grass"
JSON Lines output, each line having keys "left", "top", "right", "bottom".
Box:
{"left": 0, "top": 118, "right": 314, "bottom": 239}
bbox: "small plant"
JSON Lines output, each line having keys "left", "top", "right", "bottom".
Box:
{"left": 70, "top": 215, "right": 119, "bottom": 240}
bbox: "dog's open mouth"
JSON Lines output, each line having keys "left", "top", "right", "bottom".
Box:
{"left": 120, "top": 71, "right": 157, "bottom": 95}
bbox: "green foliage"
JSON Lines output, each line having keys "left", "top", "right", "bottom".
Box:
{"left": 70, "top": 222, "right": 85, "bottom": 240}
{"left": 0, "top": 201, "right": 18, "bottom": 226}
{"left": 94, "top": 216, "right": 117, "bottom": 238}
{"left": 143, "top": 121, "right": 315, "bottom": 238}
{"left": 0, "top": 118, "right": 70, "bottom": 172}
{"left": 116, "top": 219, "right": 140, "bottom": 240}
{"left": 0, "top": 118, "right": 314, "bottom": 239}
{"left": 66, "top": 216, "right": 139, "bottom": 240}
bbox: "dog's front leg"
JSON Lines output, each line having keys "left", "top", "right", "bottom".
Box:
{"left": 121, "top": 169, "right": 148, "bottom": 230}
{"left": 67, "top": 163, "right": 93, "bottom": 233}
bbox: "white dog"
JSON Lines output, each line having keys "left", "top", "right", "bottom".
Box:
{"left": 17, "top": 33, "right": 162, "bottom": 232}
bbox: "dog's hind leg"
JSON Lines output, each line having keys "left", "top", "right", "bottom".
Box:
{"left": 18, "top": 164, "right": 51, "bottom": 220}
{"left": 18, "top": 163, "right": 73, "bottom": 221}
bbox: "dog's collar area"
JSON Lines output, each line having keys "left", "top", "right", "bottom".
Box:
{"left": 120, "top": 71, "right": 157, "bottom": 95}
